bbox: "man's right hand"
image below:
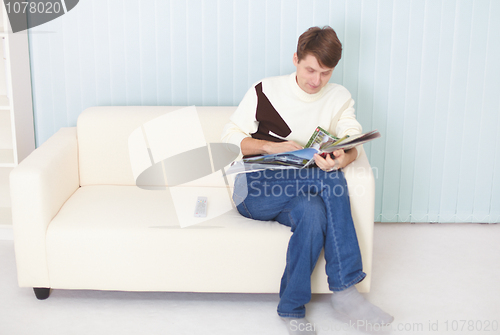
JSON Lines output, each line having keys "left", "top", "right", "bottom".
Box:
{"left": 262, "top": 140, "right": 303, "bottom": 154}
{"left": 241, "top": 137, "right": 303, "bottom": 156}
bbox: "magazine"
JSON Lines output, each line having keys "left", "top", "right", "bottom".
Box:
{"left": 225, "top": 127, "right": 381, "bottom": 174}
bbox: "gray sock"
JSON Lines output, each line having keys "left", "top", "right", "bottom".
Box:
{"left": 281, "top": 317, "right": 316, "bottom": 335}
{"left": 331, "top": 286, "right": 394, "bottom": 325}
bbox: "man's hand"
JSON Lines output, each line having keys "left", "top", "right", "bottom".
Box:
{"left": 241, "top": 137, "right": 302, "bottom": 156}
{"left": 314, "top": 148, "right": 358, "bottom": 171}
{"left": 262, "top": 140, "right": 303, "bottom": 155}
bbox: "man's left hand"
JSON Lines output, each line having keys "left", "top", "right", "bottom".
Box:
{"left": 314, "top": 147, "right": 357, "bottom": 172}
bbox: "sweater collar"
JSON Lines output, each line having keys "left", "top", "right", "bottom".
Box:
{"left": 289, "top": 72, "right": 325, "bottom": 102}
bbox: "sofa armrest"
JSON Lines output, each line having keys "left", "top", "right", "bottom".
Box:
{"left": 10, "top": 127, "right": 79, "bottom": 288}
{"left": 343, "top": 145, "right": 376, "bottom": 292}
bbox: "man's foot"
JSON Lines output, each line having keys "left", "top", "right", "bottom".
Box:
{"left": 281, "top": 317, "right": 316, "bottom": 335}
{"left": 331, "top": 286, "right": 394, "bottom": 325}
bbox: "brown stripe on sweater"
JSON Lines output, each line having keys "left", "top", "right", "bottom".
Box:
{"left": 251, "top": 82, "right": 291, "bottom": 142}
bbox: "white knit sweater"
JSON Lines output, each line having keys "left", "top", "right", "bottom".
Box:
{"left": 221, "top": 72, "right": 362, "bottom": 154}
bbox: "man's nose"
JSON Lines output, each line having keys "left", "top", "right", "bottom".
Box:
{"left": 312, "top": 73, "right": 321, "bottom": 85}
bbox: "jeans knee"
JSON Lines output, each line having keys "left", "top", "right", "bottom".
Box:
{"left": 291, "top": 196, "right": 327, "bottom": 235}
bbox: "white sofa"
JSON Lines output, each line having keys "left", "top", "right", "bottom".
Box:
{"left": 10, "top": 106, "right": 375, "bottom": 300}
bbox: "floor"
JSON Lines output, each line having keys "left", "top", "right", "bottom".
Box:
{"left": 1, "top": 223, "right": 499, "bottom": 335}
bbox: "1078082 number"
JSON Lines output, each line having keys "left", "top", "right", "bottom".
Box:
{"left": 5, "top": 1, "right": 62, "bottom": 14}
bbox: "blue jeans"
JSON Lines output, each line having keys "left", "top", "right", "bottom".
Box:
{"left": 233, "top": 168, "right": 366, "bottom": 318}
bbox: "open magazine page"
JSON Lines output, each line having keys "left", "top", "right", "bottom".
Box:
{"left": 301, "top": 129, "right": 381, "bottom": 168}
{"left": 224, "top": 160, "right": 301, "bottom": 174}
{"left": 305, "top": 126, "right": 338, "bottom": 149}
{"left": 319, "top": 129, "right": 381, "bottom": 152}
{"left": 305, "top": 126, "right": 351, "bottom": 149}
{"left": 225, "top": 148, "right": 318, "bottom": 175}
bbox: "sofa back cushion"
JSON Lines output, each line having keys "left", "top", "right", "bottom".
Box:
{"left": 77, "top": 106, "right": 238, "bottom": 187}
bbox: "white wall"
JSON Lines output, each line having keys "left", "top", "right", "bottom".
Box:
{"left": 27, "top": 0, "right": 500, "bottom": 223}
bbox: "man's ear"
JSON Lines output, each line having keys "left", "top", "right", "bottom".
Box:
{"left": 293, "top": 53, "right": 299, "bottom": 66}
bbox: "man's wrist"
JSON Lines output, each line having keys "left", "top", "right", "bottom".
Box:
{"left": 262, "top": 141, "right": 273, "bottom": 155}
{"left": 241, "top": 137, "right": 272, "bottom": 156}
{"left": 346, "top": 147, "right": 358, "bottom": 163}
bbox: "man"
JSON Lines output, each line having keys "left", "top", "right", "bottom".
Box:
{"left": 221, "top": 26, "right": 393, "bottom": 335}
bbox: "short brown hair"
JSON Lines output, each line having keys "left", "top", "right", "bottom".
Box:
{"left": 296, "top": 26, "right": 342, "bottom": 68}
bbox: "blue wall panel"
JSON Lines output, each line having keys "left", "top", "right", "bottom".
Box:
{"left": 27, "top": 0, "right": 500, "bottom": 223}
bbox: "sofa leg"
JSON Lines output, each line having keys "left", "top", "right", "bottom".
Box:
{"left": 33, "top": 287, "right": 51, "bottom": 300}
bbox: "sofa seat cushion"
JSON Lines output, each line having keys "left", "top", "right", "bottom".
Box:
{"left": 46, "top": 185, "right": 336, "bottom": 293}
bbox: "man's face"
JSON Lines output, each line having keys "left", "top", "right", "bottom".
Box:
{"left": 293, "top": 53, "right": 334, "bottom": 94}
